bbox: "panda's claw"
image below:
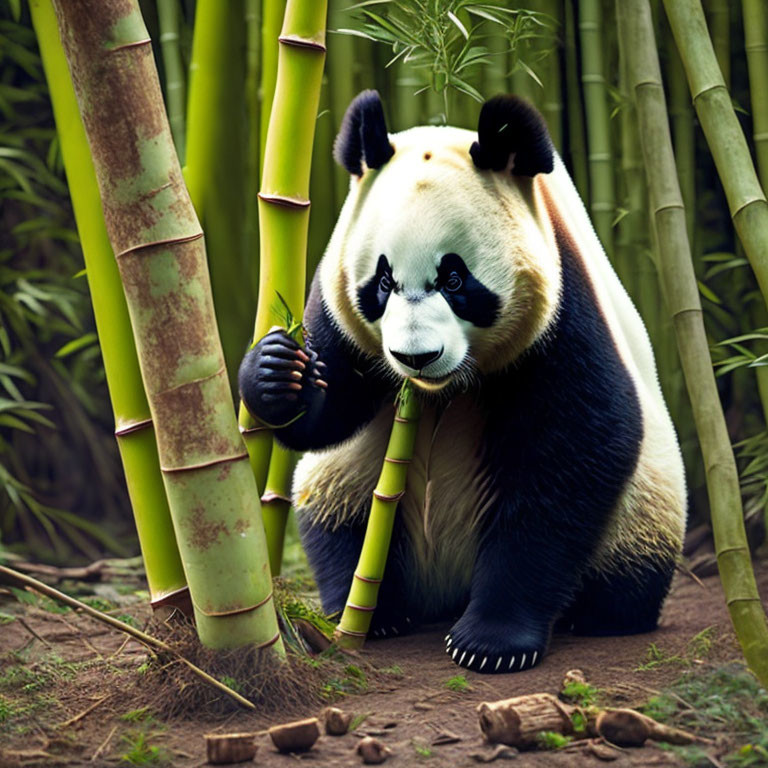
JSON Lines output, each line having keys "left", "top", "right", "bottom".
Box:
{"left": 495, "top": 657, "right": 502, "bottom": 671}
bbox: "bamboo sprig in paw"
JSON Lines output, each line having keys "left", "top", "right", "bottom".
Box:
{"left": 334, "top": 380, "right": 421, "bottom": 650}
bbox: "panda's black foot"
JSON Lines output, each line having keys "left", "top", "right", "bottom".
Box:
{"left": 369, "top": 615, "right": 417, "bottom": 640}
{"left": 445, "top": 617, "right": 548, "bottom": 674}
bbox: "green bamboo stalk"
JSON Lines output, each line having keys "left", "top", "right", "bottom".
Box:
{"left": 704, "top": 0, "right": 730, "bottom": 88}
{"left": 743, "top": 0, "right": 768, "bottom": 205}
{"left": 30, "top": 0, "right": 187, "bottom": 612}
{"left": 563, "top": 0, "right": 590, "bottom": 202}
{"left": 538, "top": 0, "right": 563, "bottom": 152}
{"left": 53, "top": 0, "right": 282, "bottom": 654}
{"left": 184, "top": 0, "right": 251, "bottom": 386}
{"left": 621, "top": 0, "right": 768, "bottom": 687}
{"left": 663, "top": 0, "right": 768, "bottom": 313}
{"left": 334, "top": 383, "right": 421, "bottom": 649}
{"left": 665, "top": 18, "right": 696, "bottom": 250}
{"left": 156, "top": 0, "right": 186, "bottom": 163}
{"left": 260, "top": 0, "right": 288, "bottom": 170}
{"left": 246, "top": 0, "right": 262, "bottom": 301}
{"left": 238, "top": 0, "right": 328, "bottom": 570}
{"left": 260, "top": 443, "right": 298, "bottom": 576}
{"left": 578, "top": 0, "right": 616, "bottom": 257}
{"left": 485, "top": 27, "right": 508, "bottom": 96}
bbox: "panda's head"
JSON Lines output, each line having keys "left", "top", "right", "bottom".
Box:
{"left": 320, "top": 91, "right": 561, "bottom": 392}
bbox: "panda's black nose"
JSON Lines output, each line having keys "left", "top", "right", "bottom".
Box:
{"left": 390, "top": 349, "right": 443, "bottom": 371}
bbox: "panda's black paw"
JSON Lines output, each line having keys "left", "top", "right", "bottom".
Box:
{"left": 369, "top": 615, "right": 417, "bottom": 640}
{"left": 445, "top": 616, "right": 548, "bottom": 674}
{"left": 238, "top": 328, "right": 327, "bottom": 428}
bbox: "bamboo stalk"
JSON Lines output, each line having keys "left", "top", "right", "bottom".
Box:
{"left": 743, "top": 0, "right": 768, "bottom": 190}
{"left": 563, "top": 0, "right": 590, "bottom": 202}
{"left": 156, "top": 0, "right": 186, "bottom": 163}
{"left": 704, "top": 0, "right": 730, "bottom": 89}
{"left": 238, "top": 0, "right": 328, "bottom": 573}
{"left": 578, "top": 0, "right": 616, "bottom": 257}
{"left": 53, "top": 0, "right": 282, "bottom": 654}
{"left": 260, "top": 0, "right": 288, "bottom": 170}
{"left": 184, "top": 0, "right": 251, "bottom": 385}
{"left": 0, "top": 566, "right": 255, "bottom": 710}
{"left": 620, "top": 0, "right": 768, "bottom": 687}
{"left": 246, "top": 0, "right": 262, "bottom": 301}
{"left": 663, "top": 0, "right": 768, "bottom": 319}
{"left": 538, "top": 0, "right": 563, "bottom": 152}
{"left": 334, "top": 383, "right": 421, "bottom": 650}
{"left": 29, "top": 0, "right": 187, "bottom": 612}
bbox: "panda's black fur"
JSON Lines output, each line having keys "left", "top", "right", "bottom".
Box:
{"left": 239, "top": 93, "right": 683, "bottom": 673}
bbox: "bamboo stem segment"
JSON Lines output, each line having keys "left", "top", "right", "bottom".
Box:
{"left": 239, "top": 0, "right": 328, "bottom": 572}
{"left": 622, "top": 0, "right": 768, "bottom": 687}
{"left": 52, "top": 0, "right": 282, "bottom": 654}
{"left": 334, "top": 383, "right": 421, "bottom": 649}
{"left": 29, "top": 0, "right": 187, "bottom": 611}
{"left": 156, "top": 0, "right": 186, "bottom": 163}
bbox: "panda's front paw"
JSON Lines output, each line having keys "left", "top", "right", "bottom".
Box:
{"left": 445, "top": 614, "right": 548, "bottom": 674}
{"left": 369, "top": 614, "right": 417, "bottom": 640}
{"left": 238, "top": 328, "right": 327, "bottom": 428}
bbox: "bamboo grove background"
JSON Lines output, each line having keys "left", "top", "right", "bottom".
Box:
{"left": 1, "top": 0, "right": 768, "bottom": 575}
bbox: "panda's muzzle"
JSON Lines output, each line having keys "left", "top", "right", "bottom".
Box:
{"left": 389, "top": 348, "right": 443, "bottom": 373}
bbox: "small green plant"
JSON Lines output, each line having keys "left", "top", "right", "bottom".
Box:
{"left": 444, "top": 674, "right": 470, "bottom": 692}
{"left": 219, "top": 676, "right": 242, "bottom": 693}
{"left": 412, "top": 739, "right": 433, "bottom": 758}
{"left": 120, "top": 707, "right": 152, "bottom": 723}
{"left": 120, "top": 731, "right": 168, "bottom": 766}
{"left": 570, "top": 709, "right": 589, "bottom": 735}
{"left": 0, "top": 695, "right": 16, "bottom": 722}
{"left": 537, "top": 730, "right": 572, "bottom": 750}
{"left": 561, "top": 679, "right": 600, "bottom": 707}
{"left": 379, "top": 664, "right": 404, "bottom": 676}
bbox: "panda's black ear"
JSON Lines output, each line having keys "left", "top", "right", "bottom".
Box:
{"left": 334, "top": 90, "right": 394, "bottom": 176}
{"left": 470, "top": 95, "right": 554, "bottom": 177}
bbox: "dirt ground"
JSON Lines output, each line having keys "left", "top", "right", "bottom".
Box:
{"left": 0, "top": 556, "right": 766, "bottom": 768}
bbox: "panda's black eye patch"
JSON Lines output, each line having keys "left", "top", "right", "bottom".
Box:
{"left": 437, "top": 253, "right": 499, "bottom": 327}
{"left": 357, "top": 254, "right": 393, "bottom": 322}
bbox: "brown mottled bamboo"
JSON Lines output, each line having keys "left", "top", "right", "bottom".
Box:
{"left": 52, "top": 0, "right": 282, "bottom": 653}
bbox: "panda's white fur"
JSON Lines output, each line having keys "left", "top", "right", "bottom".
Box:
{"left": 294, "top": 123, "right": 686, "bottom": 602}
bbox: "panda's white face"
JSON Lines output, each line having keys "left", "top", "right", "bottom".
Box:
{"left": 321, "top": 126, "right": 561, "bottom": 385}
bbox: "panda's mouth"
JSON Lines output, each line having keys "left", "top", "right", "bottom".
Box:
{"left": 410, "top": 374, "right": 454, "bottom": 392}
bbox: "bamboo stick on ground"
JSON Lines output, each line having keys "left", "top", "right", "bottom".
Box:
{"left": 30, "top": 0, "right": 187, "bottom": 613}
{"left": 621, "top": 0, "right": 768, "bottom": 687}
{"left": 238, "top": 0, "right": 328, "bottom": 574}
{"left": 53, "top": 0, "right": 282, "bottom": 654}
{"left": 156, "top": 0, "right": 186, "bottom": 163}
{"left": 334, "top": 382, "right": 421, "bottom": 649}
{"left": 663, "top": 0, "right": 768, "bottom": 308}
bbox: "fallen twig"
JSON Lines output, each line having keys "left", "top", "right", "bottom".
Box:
{"left": 0, "top": 565, "right": 255, "bottom": 711}
{"left": 91, "top": 724, "right": 117, "bottom": 762}
{"left": 57, "top": 695, "right": 111, "bottom": 729}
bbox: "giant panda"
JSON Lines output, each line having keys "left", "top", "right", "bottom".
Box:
{"left": 239, "top": 91, "right": 686, "bottom": 674}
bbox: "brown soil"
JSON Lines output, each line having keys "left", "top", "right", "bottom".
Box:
{"left": 0, "top": 560, "right": 765, "bottom": 768}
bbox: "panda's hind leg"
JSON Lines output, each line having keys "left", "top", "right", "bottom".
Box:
{"left": 566, "top": 556, "right": 676, "bottom": 637}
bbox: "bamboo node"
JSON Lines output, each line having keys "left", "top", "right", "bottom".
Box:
{"left": 278, "top": 34, "right": 326, "bottom": 53}
{"left": 732, "top": 195, "right": 768, "bottom": 219}
{"left": 384, "top": 457, "right": 411, "bottom": 465}
{"left": 193, "top": 591, "right": 274, "bottom": 618}
{"left": 691, "top": 81, "right": 727, "bottom": 104}
{"left": 114, "top": 418, "right": 153, "bottom": 437}
{"left": 373, "top": 490, "right": 406, "bottom": 503}
{"left": 753, "top": 132, "right": 768, "bottom": 142}
{"left": 354, "top": 573, "right": 383, "bottom": 584}
{"left": 346, "top": 602, "right": 377, "bottom": 612}
{"left": 334, "top": 626, "right": 368, "bottom": 638}
{"left": 254, "top": 631, "right": 282, "bottom": 650}
{"left": 108, "top": 38, "right": 152, "bottom": 53}
{"left": 261, "top": 491, "right": 292, "bottom": 505}
{"left": 161, "top": 452, "right": 249, "bottom": 474}
{"left": 115, "top": 230, "right": 204, "bottom": 259}
{"left": 239, "top": 424, "right": 270, "bottom": 435}
{"left": 394, "top": 416, "right": 416, "bottom": 424}
{"left": 258, "top": 192, "right": 311, "bottom": 209}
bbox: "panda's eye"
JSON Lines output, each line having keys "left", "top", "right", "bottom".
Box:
{"left": 379, "top": 273, "right": 393, "bottom": 293}
{"left": 445, "top": 272, "right": 463, "bottom": 292}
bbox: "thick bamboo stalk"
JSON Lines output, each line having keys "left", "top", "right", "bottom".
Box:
{"left": 238, "top": 0, "right": 328, "bottom": 571}
{"left": 185, "top": 0, "right": 251, "bottom": 385}
{"left": 245, "top": 0, "right": 262, "bottom": 301}
{"left": 334, "top": 384, "right": 421, "bottom": 649}
{"left": 260, "top": 0, "right": 288, "bottom": 169}
{"left": 563, "top": 0, "right": 590, "bottom": 202}
{"left": 538, "top": 0, "right": 563, "bottom": 152}
{"left": 156, "top": 0, "right": 186, "bottom": 163}
{"left": 578, "top": 0, "right": 616, "bottom": 257}
{"left": 621, "top": 0, "right": 768, "bottom": 686}
{"left": 30, "top": 0, "right": 187, "bottom": 612}
{"left": 53, "top": 0, "right": 282, "bottom": 654}
{"left": 664, "top": 0, "right": 768, "bottom": 308}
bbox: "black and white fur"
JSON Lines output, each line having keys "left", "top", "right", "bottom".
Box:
{"left": 239, "top": 91, "right": 686, "bottom": 674}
